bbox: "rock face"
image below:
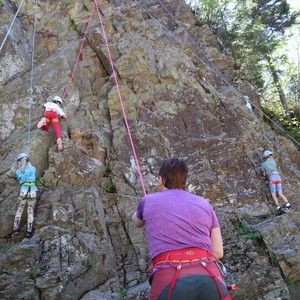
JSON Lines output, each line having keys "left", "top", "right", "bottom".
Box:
{"left": 1, "top": 0, "right": 300, "bottom": 299}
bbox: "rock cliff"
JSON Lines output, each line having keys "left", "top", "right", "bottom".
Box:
{"left": 1, "top": 0, "right": 300, "bottom": 299}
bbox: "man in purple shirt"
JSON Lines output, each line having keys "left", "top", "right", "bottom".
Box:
{"left": 133, "top": 158, "right": 231, "bottom": 300}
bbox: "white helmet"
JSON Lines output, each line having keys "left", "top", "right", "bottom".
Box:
{"left": 53, "top": 96, "right": 62, "bottom": 104}
{"left": 263, "top": 150, "right": 273, "bottom": 158}
{"left": 17, "top": 153, "right": 29, "bottom": 161}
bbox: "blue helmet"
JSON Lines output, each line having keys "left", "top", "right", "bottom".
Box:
{"left": 17, "top": 153, "right": 29, "bottom": 161}
{"left": 243, "top": 95, "right": 249, "bottom": 100}
{"left": 263, "top": 150, "right": 273, "bottom": 158}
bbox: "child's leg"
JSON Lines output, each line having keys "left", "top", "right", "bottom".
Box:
{"left": 43, "top": 111, "right": 55, "bottom": 132}
{"left": 51, "top": 119, "right": 61, "bottom": 139}
{"left": 270, "top": 192, "right": 279, "bottom": 206}
{"left": 42, "top": 119, "right": 50, "bottom": 131}
{"left": 13, "top": 195, "right": 27, "bottom": 231}
{"left": 276, "top": 182, "right": 289, "bottom": 204}
{"left": 27, "top": 192, "right": 37, "bottom": 233}
{"left": 278, "top": 192, "right": 288, "bottom": 203}
{"left": 52, "top": 119, "right": 63, "bottom": 151}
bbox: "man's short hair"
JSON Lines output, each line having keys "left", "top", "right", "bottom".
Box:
{"left": 158, "top": 158, "right": 188, "bottom": 190}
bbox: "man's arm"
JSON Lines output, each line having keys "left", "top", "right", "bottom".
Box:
{"left": 211, "top": 227, "right": 223, "bottom": 259}
{"left": 132, "top": 212, "right": 144, "bottom": 228}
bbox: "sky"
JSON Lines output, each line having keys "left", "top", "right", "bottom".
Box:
{"left": 286, "top": 0, "right": 300, "bottom": 64}
{"left": 288, "top": 0, "right": 300, "bottom": 9}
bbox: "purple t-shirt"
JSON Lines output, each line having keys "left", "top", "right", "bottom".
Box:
{"left": 136, "top": 189, "right": 220, "bottom": 259}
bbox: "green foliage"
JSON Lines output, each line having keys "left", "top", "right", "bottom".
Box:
{"left": 187, "top": 0, "right": 220, "bottom": 24}
{"left": 263, "top": 105, "right": 300, "bottom": 145}
{"left": 234, "top": 220, "right": 263, "bottom": 240}
{"left": 284, "top": 275, "right": 294, "bottom": 286}
{"left": 140, "top": 140, "right": 147, "bottom": 151}
{"left": 0, "top": 246, "right": 9, "bottom": 254}
{"left": 102, "top": 182, "right": 115, "bottom": 193}
{"left": 196, "top": 149, "right": 203, "bottom": 155}
{"left": 86, "top": 257, "right": 93, "bottom": 269}
{"left": 0, "top": 1, "right": 4, "bottom": 8}
{"left": 29, "top": 266, "right": 40, "bottom": 280}
{"left": 69, "top": 16, "right": 78, "bottom": 32}
{"left": 82, "top": 4, "right": 88, "bottom": 11}
{"left": 234, "top": 220, "right": 277, "bottom": 266}
{"left": 267, "top": 251, "right": 277, "bottom": 266}
{"left": 116, "top": 288, "right": 127, "bottom": 299}
{"left": 36, "top": 177, "right": 45, "bottom": 185}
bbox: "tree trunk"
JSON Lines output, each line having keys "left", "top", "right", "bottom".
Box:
{"left": 265, "top": 53, "right": 292, "bottom": 122}
{"left": 297, "top": 47, "right": 300, "bottom": 115}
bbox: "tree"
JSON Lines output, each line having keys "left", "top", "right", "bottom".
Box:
{"left": 187, "top": 0, "right": 300, "bottom": 121}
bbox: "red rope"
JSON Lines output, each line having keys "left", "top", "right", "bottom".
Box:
{"left": 94, "top": 0, "right": 147, "bottom": 196}
{"left": 61, "top": 2, "right": 96, "bottom": 100}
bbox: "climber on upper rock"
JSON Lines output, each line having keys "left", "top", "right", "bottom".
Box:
{"left": 37, "top": 96, "right": 67, "bottom": 151}
{"left": 243, "top": 95, "right": 252, "bottom": 111}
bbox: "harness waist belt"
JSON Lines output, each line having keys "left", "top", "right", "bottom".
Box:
{"left": 270, "top": 180, "right": 282, "bottom": 184}
{"left": 22, "top": 182, "right": 36, "bottom": 186}
{"left": 269, "top": 170, "right": 279, "bottom": 175}
{"left": 153, "top": 248, "right": 212, "bottom": 265}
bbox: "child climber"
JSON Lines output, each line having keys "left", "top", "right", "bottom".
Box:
{"left": 37, "top": 96, "right": 67, "bottom": 151}
{"left": 12, "top": 153, "right": 38, "bottom": 237}
{"left": 261, "top": 150, "right": 291, "bottom": 214}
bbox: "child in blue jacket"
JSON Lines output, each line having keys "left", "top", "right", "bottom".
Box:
{"left": 12, "top": 153, "right": 38, "bottom": 237}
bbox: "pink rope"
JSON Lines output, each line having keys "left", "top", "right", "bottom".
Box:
{"left": 94, "top": 0, "right": 147, "bottom": 196}
{"left": 61, "top": 2, "right": 96, "bottom": 100}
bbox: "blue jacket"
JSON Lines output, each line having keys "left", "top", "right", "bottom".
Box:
{"left": 16, "top": 165, "right": 38, "bottom": 192}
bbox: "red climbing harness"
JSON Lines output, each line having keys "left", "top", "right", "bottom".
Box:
{"left": 148, "top": 248, "right": 234, "bottom": 300}
{"left": 269, "top": 180, "right": 282, "bottom": 184}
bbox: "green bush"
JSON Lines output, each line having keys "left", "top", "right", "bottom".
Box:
{"left": 29, "top": 266, "right": 40, "bottom": 280}
{"left": 263, "top": 106, "right": 300, "bottom": 146}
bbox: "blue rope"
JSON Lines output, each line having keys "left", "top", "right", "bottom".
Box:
{"left": 0, "top": 0, "right": 26, "bottom": 52}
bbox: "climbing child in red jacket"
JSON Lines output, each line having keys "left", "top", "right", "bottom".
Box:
{"left": 37, "top": 96, "right": 67, "bottom": 151}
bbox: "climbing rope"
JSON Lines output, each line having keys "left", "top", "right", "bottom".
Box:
{"left": 134, "top": 0, "right": 300, "bottom": 150}
{"left": 94, "top": 0, "right": 147, "bottom": 196}
{"left": 0, "top": 0, "right": 26, "bottom": 52}
{"left": 61, "top": 1, "right": 96, "bottom": 100}
{"left": 27, "top": 0, "right": 38, "bottom": 151}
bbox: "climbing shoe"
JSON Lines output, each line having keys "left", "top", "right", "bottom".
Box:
{"left": 25, "top": 230, "right": 32, "bottom": 238}
{"left": 276, "top": 205, "right": 284, "bottom": 215}
{"left": 37, "top": 117, "right": 46, "bottom": 128}
{"left": 285, "top": 203, "right": 291, "bottom": 209}
{"left": 12, "top": 229, "right": 20, "bottom": 236}
{"left": 57, "top": 138, "right": 63, "bottom": 151}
